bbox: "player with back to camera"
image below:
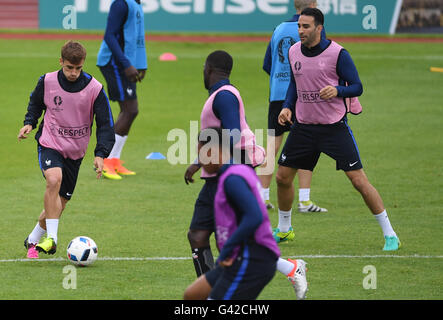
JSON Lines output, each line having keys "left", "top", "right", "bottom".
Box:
{"left": 18, "top": 41, "right": 115, "bottom": 258}
{"left": 184, "top": 127, "right": 307, "bottom": 300}
{"left": 259, "top": 0, "right": 328, "bottom": 245}
{"left": 276, "top": 8, "right": 400, "bottom": 251}
{"left": 184, "top": 51, "right": 307, "bottom": 299}
{"left": 97, "top": 0, "right": 147, "bottom": 180}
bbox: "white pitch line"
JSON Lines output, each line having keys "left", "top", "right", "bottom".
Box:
{"left": 0, "top": 254, "right": 442, "bottom": 263}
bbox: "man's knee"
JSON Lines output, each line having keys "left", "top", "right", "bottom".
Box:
{"left": 276, "top": 168, "right": 294, "bottom": 188}
{"left": 187, "top": 229, "right": 211, "bottom": 248}
{"left": 121, "top": 100, "right": 139, "bottom": 119}
{"left": 45, "top": 172, "right": 62, "bottom": 190}
{"left": 348, "top": 171, "right": 369, "bottom": 192}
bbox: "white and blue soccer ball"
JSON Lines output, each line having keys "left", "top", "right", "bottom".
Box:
{"left": 67, "top": 236, "right": 98, "bottom": 267}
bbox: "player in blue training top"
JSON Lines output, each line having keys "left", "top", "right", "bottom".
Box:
{"left": 258, "top": 0, "right": 328, "bottom": 244}
{"left": 97, "top": 0, "right": 147, "bottom": 180}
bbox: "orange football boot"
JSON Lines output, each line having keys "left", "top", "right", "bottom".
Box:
{"left": 103, "top": 158, "right": 122, "bottom": 180}
{"left": 113, "top": 158, "right": 136, "bottom": 176}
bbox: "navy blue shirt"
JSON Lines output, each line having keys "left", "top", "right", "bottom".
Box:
{"left": 217, "top": 164, "right": 263, "bottom": 262}
{"left": 24, "top": 70, "right": 115, "bottom": 158}
{"left": 283, "top": 38, "right": 363, "bottom": 112}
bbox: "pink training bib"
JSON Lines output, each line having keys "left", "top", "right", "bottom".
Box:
{"left": 200, "top": 85, "right": 265, "bottom": 178}
{"left": 39, "top": 71, "right": 102, "bottom": 160}
{"left": 289, "top": 41, "right": 362, "bottom": 124}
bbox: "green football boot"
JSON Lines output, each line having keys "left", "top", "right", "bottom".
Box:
{"left": 36, "top": 237, "right": 57, "bottom": 255}
{"left": 273, "top": 227, "right": 295, "bottom": 243}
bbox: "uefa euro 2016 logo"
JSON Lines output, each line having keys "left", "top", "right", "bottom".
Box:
{"left": 294, "top": 61, "right": 302, "bottom": 72}
{"left": 53, "top": 95, "right": 63, "bottom": 106}
{"left": 278, "top": 37, "right": 296, "bottom": 64}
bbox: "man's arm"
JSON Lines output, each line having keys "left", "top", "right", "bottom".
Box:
{"left": 93, "top": 88, "right": 115, "bottom": 159}
{"left": 335, "top": 49, "right": 363, "bottom": 98}
{"left": 217, "top": 174, "right": 263, "bottom": 263}
{"left": 212, "top": 90, "right": 241, "bottom": 145}
{"left": 263, "top": 41, "right": 272, "bottom": 75}
{"left": 103, "top": 0, "right": 131, "bottom": 70}
{"left": 24, "top": 75, "right": 46, "bottom": 129}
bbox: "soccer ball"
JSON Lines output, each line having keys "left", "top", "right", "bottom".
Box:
{"left": 67, "top": 236, "right": 98, "bottom": 267}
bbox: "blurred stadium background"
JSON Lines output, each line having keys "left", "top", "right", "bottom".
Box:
{"left": 1, "top": 0, "right": 441, "bottom": 35}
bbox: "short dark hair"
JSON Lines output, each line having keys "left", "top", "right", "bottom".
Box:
{"left": 206, "top": 50, "right": 233, "bottom": 74}
{"left": 300, "top": 7, "right": 324, "bottom": 26}
{"left": 61, "top": 40, "right": 86, "bottom": 64}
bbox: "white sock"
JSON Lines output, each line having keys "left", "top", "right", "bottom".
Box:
{"left": 28, "top": 222, "right": 46, "bottom": 245}
{"left": 374, "top": 210, "right": 396, "bottom": 237}
{"left": 277, "top": 209, "right": 292, "bottom": 233}
{"left": 46, "top": 219, "right": 59, "bottom": 244}
{"left": 262, "top": 188, "right": 270, "bottom": 201}
{"left": 108, "top": 134, "right": 128, "bottom": 159}
{"left": 277, "top": 258, "right": 295, "bottom": 276}
{"left": 299, "top": 188, "right": 310, "bottom": 202}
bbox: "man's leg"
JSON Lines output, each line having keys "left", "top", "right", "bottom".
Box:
{"left": 297, "top": 169, "right": 328, "bottom": 213}
{"left": 188, "top": 179, "right": 218, "bottom": 277}
{"left": 345, "top": 169, "right": 400, "bottom": 250}
{"left": 104, "top": 99, "right": 138, "bottom": 178}
{"left": 184, "top": 273, "right": 213, "bottom": 300}
{"left": 259, "top": 134, "right": 284, "bottom": 209}
{"left": 276, "top": 165, "right": 298, "bottom": 212}
{"left": 188, "top": 229, "right": 215, "bottom": 277}
{"left": 35, "top": 168, "right": 67, "bottom": 254}
{"left": 114, "top": 99, "right": 139, "bottom": 136}
{"left": 273, "top": 165, "right": 298, "bottom": 242}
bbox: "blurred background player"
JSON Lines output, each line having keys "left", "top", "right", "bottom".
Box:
{"left": 184, "top": 50, "right": 262, "bottom": 277}
{"left": 259, "top": 0, "right": 327, "bottom": 218}
{"left": 184, "top": 128, "right": 307, "bottom": 300}
{"left": 97, "top": 0, "right": 147, "bottom": 180}
{"left": 277, "top": 8, "right": 400, "bottom": 251}
{"left": 18, "top": 41, "right": 115, "bottom": 258}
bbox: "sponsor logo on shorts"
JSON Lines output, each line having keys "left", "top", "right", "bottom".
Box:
{"left": 349, "top": 161, "right": 359, "bottom": 167}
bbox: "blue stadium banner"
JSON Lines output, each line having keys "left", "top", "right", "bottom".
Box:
{"left": 39, "top": 0, "right": 403, "bottom": 34}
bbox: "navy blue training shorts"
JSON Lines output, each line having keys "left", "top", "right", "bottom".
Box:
{"left": 205, "top": 243, "right": 277, "bottom": 300}
{"left": 278, "top": 119, "right": 363, "bottom": 172}
{"left": 37, "top": 144, "right": 83, "bottom": 200}
{"left": 267, "top": 100, "right": 293, "bottom": 137}
{"left": 99, "top": 60, "right": 137, "bottom": 102}
{"left": 189, "top": 177, "right": 218, "bottom": 231}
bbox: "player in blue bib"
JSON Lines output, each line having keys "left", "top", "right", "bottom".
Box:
{"left": 97, "top": 0, "right": 147, "bottom": 180}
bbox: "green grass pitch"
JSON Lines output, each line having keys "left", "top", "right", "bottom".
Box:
{"left": 0, "top": 36, "right": 442, "bottom": 300}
